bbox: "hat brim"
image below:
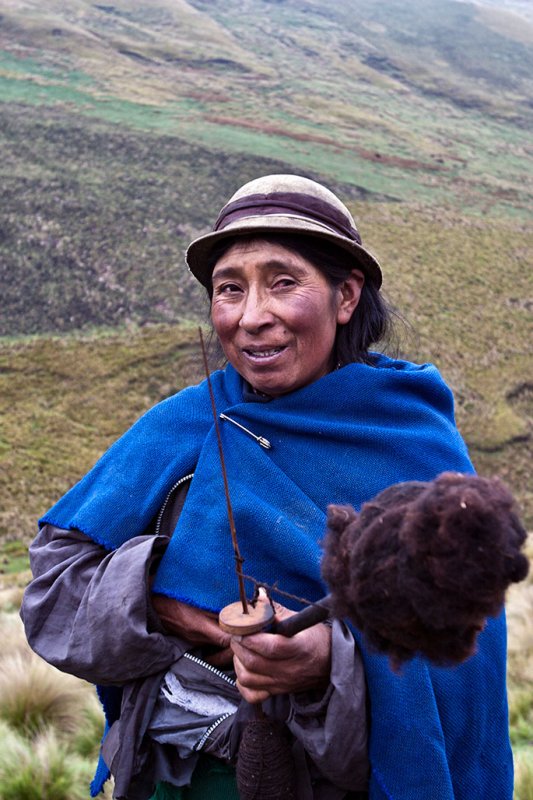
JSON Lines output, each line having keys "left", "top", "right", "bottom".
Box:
{"left": 186, "top": 214, "right": 382, "bottom": 289}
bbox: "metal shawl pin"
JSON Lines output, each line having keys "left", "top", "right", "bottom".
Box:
{"left": 220, "top": 413, "right": 271, "bottom": 450}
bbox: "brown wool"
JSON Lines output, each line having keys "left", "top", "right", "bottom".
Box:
{"left": 322, "top": 472, "right": 529, "bottom": 668}
{"left": 236, "top": 718, "right": 297, "bottom": 800}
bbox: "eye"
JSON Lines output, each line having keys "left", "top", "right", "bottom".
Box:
{"left": 213, "top": 282, "right": 242, "bottom": 296}
{"left": 273, "top": 277, "right": 296, "bottom": 289}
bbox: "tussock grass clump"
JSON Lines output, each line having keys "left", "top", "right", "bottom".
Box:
{"left": 0, "top": 612, "right": 110, "bottom": 796}
{"left": 507, "top": 533, "right": 533, "bottom": 800}
{"left": 0, "top": 615, "right": 94, "bottom": 739}
{"left": 0, "top": 719, "right": 92, "bottom": 800}
{"left": 515, "top": 753, "right": 533, "bottom": 800}
{"left": 0, "top": 650, "right": 88, "bottom": 738}
{"left": 71, "top": 694, "right": 109, "bottom": 761}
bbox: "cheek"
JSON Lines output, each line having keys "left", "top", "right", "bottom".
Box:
{"left": 211, "top": 305, "right": 236, "bottom": 344}
{"left": 288, "top": 294, "right": 338, "bottom": 342}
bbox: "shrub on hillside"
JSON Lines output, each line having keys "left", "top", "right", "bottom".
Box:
{"left": 0, "top": 720, "right": 93, "bottom": 800}
{"left": 0, "top": 649, "right": 91, "bottom": 738}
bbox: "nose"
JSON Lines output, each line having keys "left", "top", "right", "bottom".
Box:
{"left": 239, "top": 288, "right": 275, "bottom": 332}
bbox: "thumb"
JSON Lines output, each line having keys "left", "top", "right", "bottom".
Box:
{"left": 255, "top": 587, "right": 295, "bottom": 623}
{"left": 272, "top": 601, "right": 297, "bottom": 623}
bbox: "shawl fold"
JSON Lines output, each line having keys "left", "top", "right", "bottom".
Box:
{"left": 40, "top": 355, "right": 513, "bottom": 799}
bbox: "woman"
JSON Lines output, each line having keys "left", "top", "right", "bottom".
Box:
{"left": 21, "top": 174, "right": 513, "bottom": 800}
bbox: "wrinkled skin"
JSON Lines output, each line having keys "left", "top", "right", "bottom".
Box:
{"left": 210, "top": 239, "right": 363, "bottom": 397}
{"left": 152, "top": 591, "right": 332, "bottom": 703}
{"left": 230, "top": 610, "right": 332, "bottom": 704}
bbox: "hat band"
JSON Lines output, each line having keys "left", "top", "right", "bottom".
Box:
{"left": 214, "top": 192, "right": 362, "bottom": 245}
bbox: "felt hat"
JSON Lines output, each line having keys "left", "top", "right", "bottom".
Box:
{"left": 186, "top": 174, "right": 382, "bottom": 288}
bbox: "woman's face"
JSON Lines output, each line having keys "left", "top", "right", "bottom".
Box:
{"left": 210, "top": 239, "right": 363, "bottom": 397}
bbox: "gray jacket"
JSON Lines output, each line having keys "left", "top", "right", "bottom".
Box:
{"left": 21, "top": 486, "right": 368, "bottom": 799}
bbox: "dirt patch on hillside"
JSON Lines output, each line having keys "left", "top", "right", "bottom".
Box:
{"left": 204, "top": 114, "right": 447, "bottom": 172}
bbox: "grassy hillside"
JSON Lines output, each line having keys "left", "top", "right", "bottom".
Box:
{"left": 1, "top": 0, "right": 532, "bottom": 340}
{"left": 0, "top": 0, "right": 531, "bottom": 213}
{"left": 0, "top": 0, "right": 530, "bottom": 530}
{"left": 0, "top": 322, "right": 201, "bottom": 544}
{"left": 1, "top": 0, "right": 532, "bottom": 336}
{"left": 1, "top": 199, "right": 531, "bottom": 547}
{"left": 0, "top": 102, "right": 313, "bottom": 335}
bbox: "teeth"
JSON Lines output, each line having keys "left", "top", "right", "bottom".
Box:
{"left": 247, "top": 348, "right": 282, "bottom": 358}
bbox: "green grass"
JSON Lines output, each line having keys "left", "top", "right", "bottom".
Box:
{"left": 0, "top": 322, "right": 206, "bottom": 540}
{"left": 0, "top": 542, "right": 30, "bottom": 576}
{"left": 0, "top": 725, "right": 94, "bottom": 800}
{"left": 0, "top": 0, "right": 531, "bottom": 219}
{"left": 0, "top": 611, "right": 111, "bottom": 800}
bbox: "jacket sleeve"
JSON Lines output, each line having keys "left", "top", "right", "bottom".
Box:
{"left": 20, "top": 524, "right": 187, "bottom": 685}
{"left": 201, "top": 619, "right": 369, "bottom": 795}
{"left": 287, "top": 619, "right": 369, "bottom": 793}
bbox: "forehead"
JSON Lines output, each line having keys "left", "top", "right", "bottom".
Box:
{"left": 212, "top": 237, "right": 317, "bottom": 275}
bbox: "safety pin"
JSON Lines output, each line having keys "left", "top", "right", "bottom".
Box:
{"left": 219, "top": 413, "right": 272, "bottom": 449}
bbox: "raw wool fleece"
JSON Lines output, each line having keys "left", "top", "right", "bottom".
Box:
{"left": 40, "top": 355, "right": 513, "bottom": 799}
{"left": 323, "top": 473, "right": 529, "bottom": 667}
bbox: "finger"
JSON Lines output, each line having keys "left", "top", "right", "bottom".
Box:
{"left": 233, "top": 651, "right": 269, "bottom": 685}
{"left": 236, "top": 680, "right": 270, "bottom": 705}
{"left": 272, "top": 603, "right": 297, "bottom": 622}
{"left": 232, "top": 631, "right": 300, "bottom": 662}
{"left": 234, "top": 664, "right": 291, "bottom": 698}
{"left": 205, "top": 646, "right": 234, "bottom": 668}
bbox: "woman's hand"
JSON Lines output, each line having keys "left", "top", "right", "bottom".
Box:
{"left": 151, "top": 594, "right": 232, "bottom": 665}
{"left": 230, "top": 600, "right": 332, "bottom": 704}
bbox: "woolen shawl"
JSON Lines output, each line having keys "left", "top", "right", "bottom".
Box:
{"left": 40, "top": 355, "right": 513, "bottom": 799}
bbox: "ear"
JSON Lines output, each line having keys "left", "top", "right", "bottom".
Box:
{"left": 336, "top": 269, "right": 364, "bottom": 325}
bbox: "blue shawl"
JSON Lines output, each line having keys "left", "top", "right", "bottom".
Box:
{"left": 40, "top": 355, "right": 513, "bottom": 799}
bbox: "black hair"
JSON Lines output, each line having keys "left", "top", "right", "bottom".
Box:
{"left": 205, "top": 232, "right": 395, "bottom": 365}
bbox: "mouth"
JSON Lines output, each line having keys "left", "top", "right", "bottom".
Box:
{"left": 242, "top": 345, "right": 287, "bottom": 362}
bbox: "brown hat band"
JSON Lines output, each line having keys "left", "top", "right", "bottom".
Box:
{"left": 214, "top": 191, "right": 363, "bottom": 244}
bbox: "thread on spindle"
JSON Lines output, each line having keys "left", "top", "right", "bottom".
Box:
{"left": 236, "top": 719, "right": 297, "bottom": 800}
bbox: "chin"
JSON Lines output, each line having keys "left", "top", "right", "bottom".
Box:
{"left": 251, "top": 384, "right": 285, "bottom": 397}
{"left": 247, "top": 377, "right": 290, "bottom": 397}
